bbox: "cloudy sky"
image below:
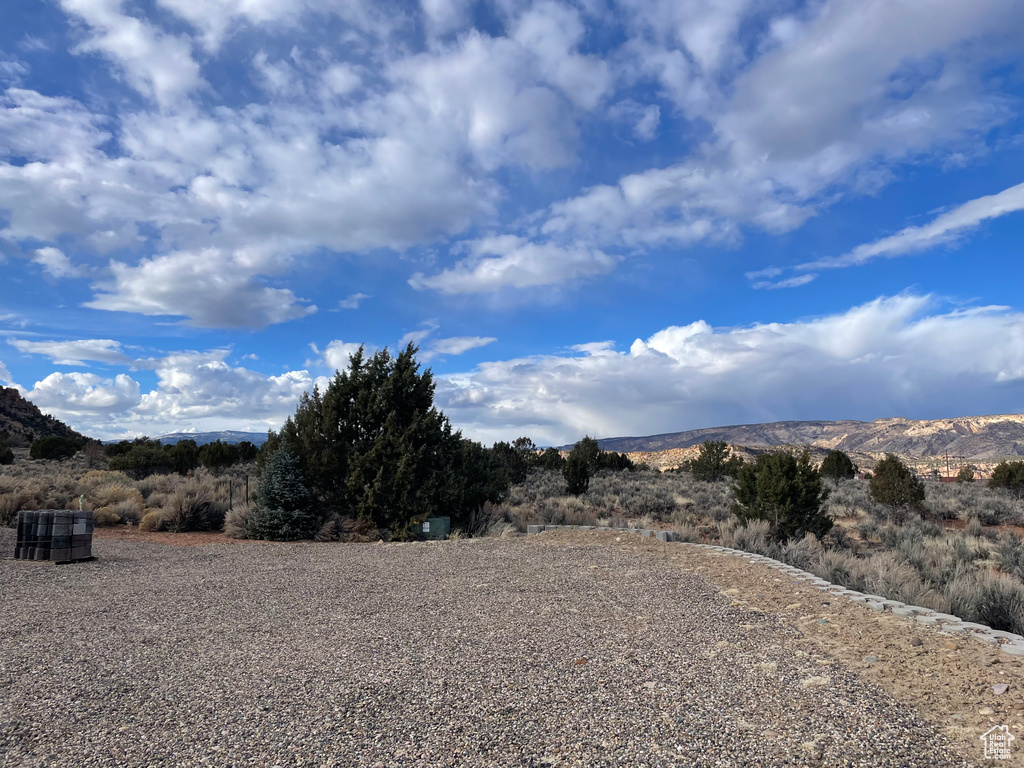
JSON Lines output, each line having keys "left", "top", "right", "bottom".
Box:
{"left": 0, "top": 0, "right": 1022, "bottom": 445}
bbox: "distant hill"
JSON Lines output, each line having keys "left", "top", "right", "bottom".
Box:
{"left": 0, "top": 387, "right": 90, "bottom": 447}
{"left": 582, "top": 414, "right": 1024, "bottom": 462}
{"left": 152, "top": 431, "right": 269, "bottom": 446}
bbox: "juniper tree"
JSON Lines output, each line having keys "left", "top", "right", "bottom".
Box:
{"left": 690, "top": 440, "right": 744, "bottom": 482}
{"left": 820, "top": 449, "right": 857, "bottom": 484}
{"left": 273, "top": 344, "right": 508, "bottom": 537}
{"left": 869, "top": 454, "right": 925, "bottom": 518}
{"left": 733, "top": 450, "right": 831, "bottom": 541}
{"left": 563, "top": 449, "right": 591, "bottom": 495}
{"left": 990, "top": 460, "right": 1024, "bottom": 499}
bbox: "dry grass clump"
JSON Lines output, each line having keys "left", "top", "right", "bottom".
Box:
{"left": 224, "top": 503, "right": 251, "bottom": 539}
{"left": 157, "top": 480, "right": 227, "bottom": 533}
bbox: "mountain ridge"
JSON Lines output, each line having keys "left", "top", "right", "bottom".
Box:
{"left": 580, "top": 414, "right": 1024, "bottom": 461}
{"left": 0, "top": 387, "right": 89, "bottom": 447}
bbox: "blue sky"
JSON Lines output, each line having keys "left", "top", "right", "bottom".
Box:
{"left": 0, "top": 0, "right": 1022, "bottom": 445}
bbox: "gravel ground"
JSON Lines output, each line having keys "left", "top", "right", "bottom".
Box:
{"left": 0, "top": 528, "right": 971, "bottom": 767}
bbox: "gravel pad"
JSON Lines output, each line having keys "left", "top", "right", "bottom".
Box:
{"left": 0, "top": 529, "right": 967, "bottom": 767}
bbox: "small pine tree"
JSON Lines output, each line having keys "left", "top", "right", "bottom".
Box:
{"left": 869, "top": 454, "right": 925, "bottom": 518}
{"left": 733, "top": 450, "right": 831, "bottom": 540}
{"left": 690, "top": 440, "right": 743, "bottom": 482}
{"left": 819, "top": 449, "right": 857, "bottom": 484}
{"left": 563, "top": 450, "right": 591, "bottom": 495}
{"left": 955, "top": 465, "right": 975, "bottom": 484}
{"left": 247, "top": 447, "right": 318, "bottom": 541}
{"left": 0, "top": 445, "right": 13, "bottom": 465}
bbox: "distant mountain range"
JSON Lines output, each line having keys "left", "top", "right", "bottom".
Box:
{"left": 0, "top": 387, "right": 87, "bottom": 447}
{"left": 144, "top": 431, "right": 270, "bottom": 446}
{"left": 585, "top": 414, "right": 1024, "bottom": 461}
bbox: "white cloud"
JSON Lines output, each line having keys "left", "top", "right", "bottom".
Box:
{"left": 423, "top": 336, "right": 496, "bottom": 360}
{"left": 437, "top": 295, "right": 1024, "bottom": 445}
{"left": 0, "top": 359, "right": 12, "bottom": 385}
{"left": 31, "top": 247, "right": 86, "bottom": 279}
{"left": 410, "top": 235, "right": 617, "bottom": 294}
{"left": 511, "top": 2, "right": 612, "bottom": 111}
{"left": 338, "top": 292, "right": 369, "bottom": 310}
{"left": 320, "top": 340, "right": 365, "bottom": 371}
{"left": 608, "top": 99, "right": 660, "bottom": 141}
{"left": 399, "top": 320, "right": 440, "bottom": 348}
{"left": 60, "top": 0, "right": 204, "bottom": 108}
{"left": 9, "top": 338, "right": 132, "bottom": 366}
{"left": 27, "top": 371, "right": 141, "bottom": 416}
{"left": 85, "top": 249, "right": 317, "bottom": 328}
{"left": 751, "top": 274, "right": 816, "bottom": 290}
{"left": 528, "top": 0, "right": 1023, "bottom": 261}
{"left": 801, "top": 182, "right": 1024, "bottom": 270}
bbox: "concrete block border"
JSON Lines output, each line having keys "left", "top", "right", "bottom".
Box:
{"left": 528, "top": 524, "right": 1024, "bottom": 660}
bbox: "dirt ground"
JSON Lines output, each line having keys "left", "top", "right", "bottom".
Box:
{"left": 534, "top": 528, "right": 1024, "bottom": 766}
{"left": 92, "top": 526, "right": 244, "bottom": 547}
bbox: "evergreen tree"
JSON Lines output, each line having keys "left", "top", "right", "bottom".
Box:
{"left": 869, "top": 454, "right": 925, "bottom": 517}
{"left": 955, "top": 465, "right": 975, "bottom": 484}
{"left": 0, "top": 444, "right": 13, "bottom": 465}
{"left": 820, "top": 449, "right": 857, "bottom": 484}
{"left": 573, "top": 436, "right": 601, "bottom": 469}
{"left": 248, "top": 447, "right": 317, "bottom": 541}
{"left": 537, "top": 447, "right": 566, "bottom": 471}
{"left": 170, "top": 439, "right": 200, "bottom": 475}
{"left": 595, "top": 450, "right": 634, "bottom": 471}
{"left": 199, "top": 440, "right": 238, "bottom": 473}
{"left": 563, "top": 449, "right": 591, "bottom": 495}
{"left": 690, "top": 440, "right": 743, "bottom": 482}
{"left": 29, "top": 436, "right": 82, "bottom": 461}
{"left": 733, "top": 450, "right": 831, "bottom": 540}
{"left": 275, "top": 344, "right": 507, "bottom": 537}
{"left": 491, "top": 440, "right": 531, "bottom": 484}
{"left": 990, "top": 460, "right": 1024, "bottom": 499}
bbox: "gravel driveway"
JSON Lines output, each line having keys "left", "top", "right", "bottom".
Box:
{"left": 0, "top": 528, "right": 969, "bottom": 767}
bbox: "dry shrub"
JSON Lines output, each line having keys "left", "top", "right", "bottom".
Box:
{"left": 0, "top": 492, "right": 33, "bottom": 526}
{"left": 340, "top": 516, "right": 378, "bottom": 542}
{"left": 160, "top": 480, "right": 226, "bottom": 533}
{"left": 946, "top": 567, "right": 1024, "bottom": 634}
{"left": 112, "top": 498, "right": 144, "bottom": 524}
{"left": 223, "top": 503, "right": 250, "bottom": 539}
{"left": 314, "top": 512, "right": 341, "bottom": 542}
{"left": 136, "top": 473, "right": 178, "bottom": 500}
{"left": 484, "top": 520, "right": 519, "bottom": 539}
{"left": 92, "top": 507, "right": 121, "bottom": 526}
{"left": 721, "top": 519, "right": 773, "bottom": 555}
{"left": 674, "top": 522, "right": 701, "bottom": 543}
{"left": 139, "top": 510, "right": 163, "bottom": 532}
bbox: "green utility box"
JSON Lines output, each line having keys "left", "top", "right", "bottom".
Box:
{"left": 419, "top": 517, "right": 450, "bottom": 540}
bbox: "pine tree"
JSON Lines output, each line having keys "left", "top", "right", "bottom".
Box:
{"left": 247, "top": 446, "right": 317, "bottom": 541}
{"left": 733, "top": 450, "right": 831, "bottom": 540}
